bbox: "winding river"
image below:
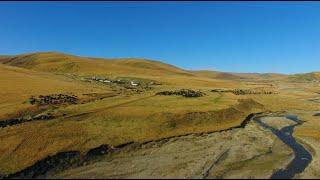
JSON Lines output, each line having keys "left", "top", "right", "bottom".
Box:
{"left": 2, "top": 113, "right": 313, "bottom": 179}
{"left": 255, "top": 114, "right": 312, "bottom": 179}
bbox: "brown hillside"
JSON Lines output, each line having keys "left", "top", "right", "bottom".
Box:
{"left": 0, "top": 52, "right": 194, "bottom": 77}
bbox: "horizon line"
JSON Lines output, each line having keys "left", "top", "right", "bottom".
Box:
{"left": 0, "top": 50, "right": 317, "bottom": 76}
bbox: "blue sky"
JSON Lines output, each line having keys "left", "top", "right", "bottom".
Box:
{"left": 0, "top": 2, "right": 320, "bottom": 74}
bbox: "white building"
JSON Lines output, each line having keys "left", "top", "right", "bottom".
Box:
{"left": 131, "top": 81, "right": 139, "bottom": 86}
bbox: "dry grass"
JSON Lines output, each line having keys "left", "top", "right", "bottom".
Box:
{"left": 1, "top": 52, "right": 320, "bottom": 176}
{"left": 0, "top": 64, "right": 111, "bottom": 120}
{"left": 0, "top": 94, "right": 263, "bottom": 174}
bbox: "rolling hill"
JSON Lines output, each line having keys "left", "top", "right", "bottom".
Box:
{"left": 0, "top": 63, "right": 110, "bottom": 120}
{"left": 0, "top": 52, "right": 194, "bottom": 77}
{"left": 191, "top": 70, "right": 243, "bottom": 80}
{"left": 288, "top": 72, "right": 320, "bottom": 82}
{"left": 0, "top": 52, "right": 290, "bottom": 81}
{"left": 0, "top": 52, "right": 318, "bottom": 84}
{"left": 1, "top": 51, "right": 320, "bottom": 178}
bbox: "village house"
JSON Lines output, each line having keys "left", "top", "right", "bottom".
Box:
{"left": 131, "top": 80, "right": 139, "bottom": 86}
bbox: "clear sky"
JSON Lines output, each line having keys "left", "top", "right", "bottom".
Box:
{"left": 0, "top": 2, "right": 320, "bottom": 74}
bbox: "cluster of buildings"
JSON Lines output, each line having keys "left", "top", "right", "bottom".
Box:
{"left": 90, "top": 76, "right": 140, "bottom": 86}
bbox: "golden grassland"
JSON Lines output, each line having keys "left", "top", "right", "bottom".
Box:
{"left": 0, "top": 63, "right": 111, "bottom": 120}
{"left": 0, "top": 52, "right": 320, "bottom": 175}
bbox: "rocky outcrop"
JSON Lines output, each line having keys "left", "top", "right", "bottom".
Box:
{"left": 2, "top": 110, "right": 266, "bottom": 179}
{"left": 0, "top": 113, "right": 54, "bottom": 128}
{"left": 28, "top": 94, "right": 78, "bottom": 106}
{"left": 156, "top": 89, "right": 205, "bottom": 97}
{"left": 211, "top": 88, "right": 276, "bottom": 95}
{"left": 3, "top": 145, "right": 117, "bottom": 179}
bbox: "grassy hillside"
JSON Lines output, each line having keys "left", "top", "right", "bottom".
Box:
{"left": 0, "top": 52, "right": 263, "bottom": 174}
{"left": 191, "top": 70, "right": 243, "bottom": 80}
{"left": 288, "top": 72, "right": 320, "bottom": 82}
{"left": 0, "top": 55, "right": 13, "bottom": 62}
{"left": 0, "top": 52, "right": 317, "bottom": 83}
{"left": 0, "top": 52, "right": 193, "bottom": 77}
{"left": 192, "top": 70, "right": 288, "bottom": 81}
{"left": 0, "top": 51, "right": 319, "bottom": 176}
{"left": 0, "top": 63, "right": 110, "bottom": 120}
{"left": 0, "top": 52, "right": 247, "bottom": 89}
{"left": 2, "top": 52, "right": 278, "bottom": 83}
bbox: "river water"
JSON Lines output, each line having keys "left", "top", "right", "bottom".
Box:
{"left": 255, "top": 114, "right": 312, "bottom": 179}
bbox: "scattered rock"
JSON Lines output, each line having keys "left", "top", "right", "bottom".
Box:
{"left": 6, "top": 151, "right": 82, "bottom": 179}
{"left": 34, "top": 113, "right": 54, "bottom": 120}
{"left": 211, "top": 88, "right": 276, "bottom": 95}
{"left": 314, "top": 113, "right": 320, "bottom": 116}
{"left": 0, "top": 113, "right": 55, "bottom": 128}
{"left": 86, "top": 145, "right": 117, "bottom": 157}
{"left": 156, "top": 89, "right": 205, "bottom": 97}
{"left": 5, "top": 144, "right": 118, "bottom": 179}
{"left": 29, "top": 94, "right": 78, "bottom": 106}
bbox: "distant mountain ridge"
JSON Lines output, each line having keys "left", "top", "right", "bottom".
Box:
{"left": 288, "top": 72, "right": 320, "bottom": 82}
{"left": 0, "top": 52, "right": 194, "bottom": 77}
{"left": 0, "top": 52, "right": 318, "bottom": 81}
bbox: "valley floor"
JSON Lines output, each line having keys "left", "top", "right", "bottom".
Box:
{"left": 52, "top": 114, "right": 294, "bottom": 179}
{"left": 0, "top": 54, "right": 320, "bottom": 178}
